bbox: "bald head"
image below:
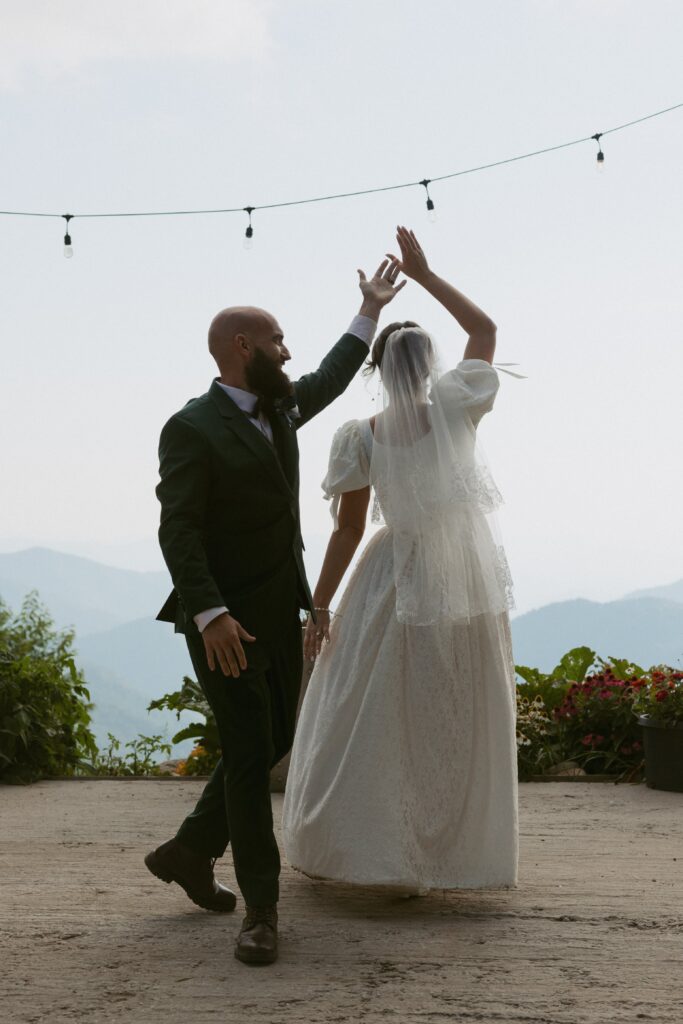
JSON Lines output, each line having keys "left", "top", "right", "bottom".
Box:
{"left": 208, "top": 305, "right": 290, "bottom": 389}
{"left": 208, "top": 306, "right": 273, "bottom": 360}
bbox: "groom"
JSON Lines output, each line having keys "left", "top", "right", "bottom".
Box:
{"left": 146, "top": 257, "right": 404, "bottom": 964}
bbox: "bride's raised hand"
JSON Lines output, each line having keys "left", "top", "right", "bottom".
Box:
{"left": 304, "top": 610, "right": 331, "bottom": 662}
{"left": 387, "top": 225, "right": 430, "bottom": 283}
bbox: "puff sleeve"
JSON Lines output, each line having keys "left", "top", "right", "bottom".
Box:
{"left": 431, "top": 358, "right": 500, "bottom": 426}
{"left": 321, "top": 419, "right": 371, "bottom": 530}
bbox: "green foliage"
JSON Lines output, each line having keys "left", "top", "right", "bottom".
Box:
{"left": 178, "top": 744, "right": 218, "bottom": 776}
{"left": 0, "top": 593, "right": 98, "bottom": 784}
{"left": 147, "top": 647, "right": 680, "bottom": 782}
{"left": 554, "top": 666, "right": 646, "bottom": 775}
{"left": 632, "top": 667, "right": 683, "bottom": 727}
{"left": 515, "top": 693, "right": 561, "bottom": 780}
{"left": 515, "top": 646, "right": 597, "bottom": 711}
{"left": 90, "top": 732, "right": 172, "bottom": 776}
{"left": 513, "top": 647, "right": 680, "bottom": 778}
{"left": 149, "top": 676, "right": 221, "bottom": 773}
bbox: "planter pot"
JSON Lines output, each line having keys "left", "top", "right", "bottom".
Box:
{"left": 638, "top": 715, "right": 683, "bottom": 793}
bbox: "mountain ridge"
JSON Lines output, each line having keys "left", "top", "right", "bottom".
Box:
{"left": 2, "top": 547, "right": 682, "bottom": 746}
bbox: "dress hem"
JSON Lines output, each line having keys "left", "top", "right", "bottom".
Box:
{"left": 288, "top": 861, "right": 518, "bottom": 891}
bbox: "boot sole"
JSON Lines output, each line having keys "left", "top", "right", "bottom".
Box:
{"left": 144, "top": 851, "right": 236, "bottom": 913}
{"left": 234, "top": 945, "right": 278, "bottom": 965}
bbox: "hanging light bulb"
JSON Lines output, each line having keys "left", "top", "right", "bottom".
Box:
{"left": 63, "top": 214, "right": 74, "bottom": 258}
{"left": 243, "top": 206, "right": 254, "bottom": 249}
{"left": 592, "top": 133, "right": 605, "bottom": 172}
{"left": 419, "top": 179, "right": 437, "bottom": 222}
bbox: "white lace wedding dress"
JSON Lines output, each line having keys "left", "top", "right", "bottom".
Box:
{"left": 282, "top": 359, "right": 518, "bottom": 889}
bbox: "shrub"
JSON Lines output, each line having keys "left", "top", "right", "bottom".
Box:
{"left": 553, "top": 658, "right": 648, "bottom": 775}
{"left": 0, "top": 593, "right": 97, "bottom": 784}
{"left": 515, "top": 692, "right": 559, "bottom": 780}
{"left": 631, "top": 667, "right": 683, "bottom": 727}
{"left": 176, "top": 744, "right": 218, "bottom": 776}
{"left": 91, "top": 732, "right": 172, "bottom": 776}
{"left": 149, "top": 676, "right": 221, "bottom": 773}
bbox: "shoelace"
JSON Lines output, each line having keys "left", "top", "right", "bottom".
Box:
{"left": 244, "top": 907, "right": 277, "bottom": 929}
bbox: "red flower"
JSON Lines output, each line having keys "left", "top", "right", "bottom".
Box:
{"left": 581, "top": 734, "right": 593, "bottom": 746}
{"left": 655, "top": 690, "right": 669, "bottom": 702}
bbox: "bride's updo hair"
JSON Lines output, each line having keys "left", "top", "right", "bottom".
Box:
{"left": 363, "top": 320, "right": 435, "bottom": 391}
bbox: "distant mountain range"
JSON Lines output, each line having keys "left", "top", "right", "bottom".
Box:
{"left": 624, "top": 578, "right": 683, "bottom": 604}
{"left": 0, "top": 547, "right": 169, "bottom": 635}
{"left": 0, "top": 548, "right": 190, "bottom": 750}
{"left": 511, "top": 597, "right": 683, "bottom": 671}
{"left": 1, "top": 547, "right": 682, "bottom": 751}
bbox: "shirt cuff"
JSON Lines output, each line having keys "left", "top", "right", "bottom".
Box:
{"left": 347, "top": 314, "right": 377, "bottom": 347}
{"left": 194, "top": 606, "right": 229, "bottom": 632}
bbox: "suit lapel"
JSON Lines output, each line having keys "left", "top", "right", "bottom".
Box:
{"left": 209, "top": 380, "right": 294, "bottom": 497}
{"left": 270, "top": 410, "right": 298, "bottom": 490}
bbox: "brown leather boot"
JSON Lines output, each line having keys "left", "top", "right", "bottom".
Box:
{"left": 235, "top": 905, "right": 278, "bottom": 965}
{"left": 144, "top": 838, "right": 237, "bottom": 912}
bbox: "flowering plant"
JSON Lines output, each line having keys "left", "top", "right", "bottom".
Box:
{"left": 554, "top": 659, "right": 648, "bottom": 774}
{"left": 177, "top": 744, "right": 218, "bottom": 776}
{"left": 515, "top": 692, "right": 558, "bottom": 779}
{"left": 631, "top": 668, "right": 683, "bottom": 727}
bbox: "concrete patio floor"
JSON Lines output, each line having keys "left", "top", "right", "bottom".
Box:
{"left": 2, "top": 779, "right": 682, "bottom": 1024}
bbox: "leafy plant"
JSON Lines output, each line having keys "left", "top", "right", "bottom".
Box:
{"left": 632, "top": 668, "right": 683, "bottom": 727}
{"left": 515, "top": 646, "right": 596, "bottom": 711}
{"left": 149, "top": 676, "right": 220, "bottom": 772}
{"left": 90, "top": 732, "right": 172, "bottom": 776}
{"left": 0, "top": 593, "right": 98, "bottom": 784}
{"left": 515, "top": 692, "right": 559, "bottom": 780}
{"left": 176, "top": 744, "right": 218, "bottom": 776}
{"left": 554, "top": 663, "right": 648, "bottom": 775}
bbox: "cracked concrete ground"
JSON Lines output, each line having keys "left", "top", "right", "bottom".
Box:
{"left": 2, "top": 780, "right": 682, "bottom": 1024}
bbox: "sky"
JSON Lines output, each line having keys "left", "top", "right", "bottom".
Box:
{"left": 1, "top": 0, "right": 682, "bottom": 615}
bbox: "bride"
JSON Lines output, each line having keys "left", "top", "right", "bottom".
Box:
{"left": 282, "top": 227, "right": 518, "bottom": 891}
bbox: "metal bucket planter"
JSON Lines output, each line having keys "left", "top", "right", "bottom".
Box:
{"left": 638, "top": 715, "right": 683, "bottom": 793}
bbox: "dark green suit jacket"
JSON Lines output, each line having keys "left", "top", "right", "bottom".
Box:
{"left": 156, "top": 333, "right": 368, "bottom": 638}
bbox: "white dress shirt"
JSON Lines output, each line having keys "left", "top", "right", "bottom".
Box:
{"left": 194, "top": 314, "right": 377, "bottom": 633}
{"left": 216, "top": 382, "right": 275, "bottom": 444}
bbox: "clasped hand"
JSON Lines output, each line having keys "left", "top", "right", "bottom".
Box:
{"left": 304, "top": 610, "right": 331, "bottom": 663}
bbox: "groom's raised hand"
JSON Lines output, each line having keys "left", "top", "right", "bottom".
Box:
{"left": 202, "top": 612, "right": 256, "bottom": 678}
{"left": 357, "top": 258, "right": 406, "bottom": 318}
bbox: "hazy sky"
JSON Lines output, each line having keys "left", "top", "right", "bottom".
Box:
{"left": 1, "top": 0, "right": 682, "bottom": 614}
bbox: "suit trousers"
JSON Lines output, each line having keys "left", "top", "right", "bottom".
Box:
{"left": 175, "top": 602, "right": 303, "bottom": 907}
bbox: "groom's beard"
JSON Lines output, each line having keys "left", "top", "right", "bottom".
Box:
{"left": 244, "top": 348, "right": 294, "bottom": 411}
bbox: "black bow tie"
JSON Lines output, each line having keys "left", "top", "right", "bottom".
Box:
{"left": 249, "top": 394, "right": 300, "bottom": 422}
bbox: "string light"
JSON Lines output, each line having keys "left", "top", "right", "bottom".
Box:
{"left": 62, "top": 214, "right": 73, "bottom": 258}
{"left": 0, "top": 101, "right": 680, "bottom": 256}
{"left": 592, "top": 133, "right": 605, "bottom": 172}
{"left": 419, "top": 179, "right": 436, "bottom": 222}
{"left": 243, "top": 206, "right": 254, "bottom": 249}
